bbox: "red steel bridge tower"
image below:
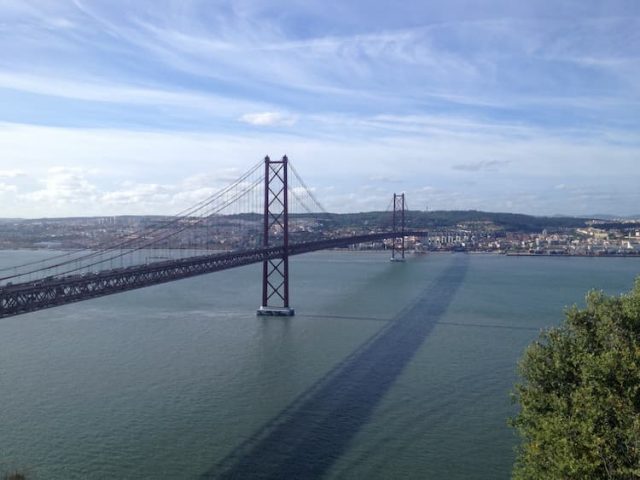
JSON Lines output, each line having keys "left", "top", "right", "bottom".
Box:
{"left": 257, "top": 155, "right": 295, "bottom": 316}
{"left": 390, "top": 192, "right": 406, "bottom": 262}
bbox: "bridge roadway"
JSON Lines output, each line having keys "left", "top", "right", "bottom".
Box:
{"left": 0, "top": 231, "right": 426, "bottom": 319}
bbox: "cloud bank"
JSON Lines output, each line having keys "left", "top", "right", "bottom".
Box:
{"left": 0, "top": 0, "right": 638, "bottom": 217}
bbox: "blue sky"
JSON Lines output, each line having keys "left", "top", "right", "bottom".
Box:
{"left": 0, "top": 0, "right": 638, "bottom": 217}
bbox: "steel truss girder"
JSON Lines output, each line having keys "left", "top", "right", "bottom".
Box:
{"left": 0, "top": 231, "right": 426, "bottom": 319}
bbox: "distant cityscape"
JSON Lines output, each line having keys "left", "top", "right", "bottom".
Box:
{"left": 1, "top": 211, "right": 639, "bottom": 257}
{"left": 421, "top": 225, "right": 640, "bottom": 256}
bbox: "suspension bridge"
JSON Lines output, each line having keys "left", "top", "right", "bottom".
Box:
{"left": 0, "top": 156, "right": 426, "bottom": 319}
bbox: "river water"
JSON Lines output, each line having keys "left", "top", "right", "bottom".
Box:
{"left": 0, "top": 251, "right": 638, "bottom": 479}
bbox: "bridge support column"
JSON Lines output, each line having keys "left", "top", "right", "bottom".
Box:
{"left": 391, "top": 192, "right": 406, "bottom": 262}
{"left": 257, "top": 155, "right": 295, "bottom": 317}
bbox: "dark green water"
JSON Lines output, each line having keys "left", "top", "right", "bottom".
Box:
{"left": 0, "top": 251, "right": 638, "bottom": 479}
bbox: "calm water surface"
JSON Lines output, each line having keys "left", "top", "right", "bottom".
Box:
{"left": 0, "top": 251, "right": 638, "bottom": 479}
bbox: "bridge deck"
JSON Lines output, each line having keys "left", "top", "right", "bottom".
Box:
{"left": 0, "top": 231, "right": 426, "bottom": 319}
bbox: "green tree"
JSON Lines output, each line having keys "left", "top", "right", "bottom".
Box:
{"left": 511, "top": 279, "right": 640, "bottom": 479}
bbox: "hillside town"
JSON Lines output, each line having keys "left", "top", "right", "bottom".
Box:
{"left": 421, "top": 226, "right": 640, "bottom": 256}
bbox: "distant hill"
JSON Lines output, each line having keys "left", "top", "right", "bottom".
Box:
{"left": 407, "top": 210, "right": 591, "bottom": 232}
{"left": 589, "top": 213, "right": 640, "bottom": 221}
{"left": 1, "top": 210, "right": 638, "bottom": 234}
{"left": 310, "top": 210, "right": 595, "bottom": 233}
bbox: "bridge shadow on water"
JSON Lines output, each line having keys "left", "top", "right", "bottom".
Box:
{"left": 202, "top": 255, "right": 469, "bottom": 479}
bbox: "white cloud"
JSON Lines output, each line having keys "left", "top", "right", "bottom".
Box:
{"left": 0, "top": 169, "right": 26, "bottom": 178}
{"left": 452, "top": 160, "right": 511, "bottom": 172}
{"left": 239, "top": 112, "right": 298, "bottom": 127}
{"left": 101, "top": 183, "right": 171, "bottom": 206}
{"left": 0, "top": 182, "right": 18, "bottom": 193}
{"left": 20, "top": 167, "right": 99, "bottom": 212}
{"left": 368, "top": 174, "right": 401, "bottom": 183}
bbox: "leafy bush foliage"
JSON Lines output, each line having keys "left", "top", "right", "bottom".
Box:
{"left": 512, "top": 279, "right": 640, "bottom": 479}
